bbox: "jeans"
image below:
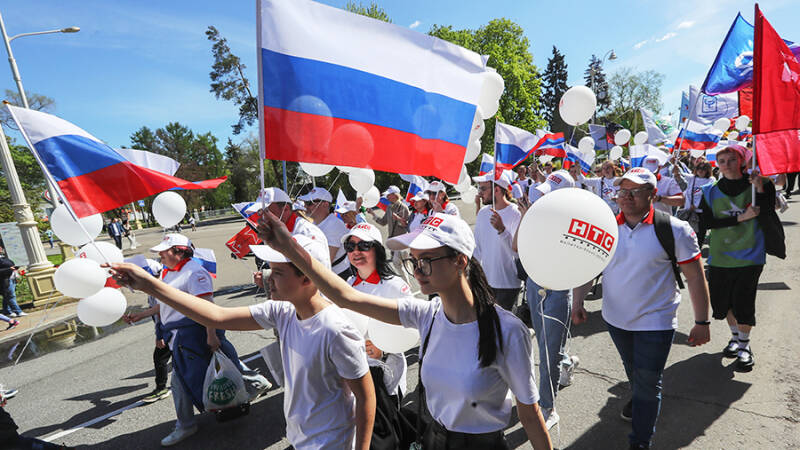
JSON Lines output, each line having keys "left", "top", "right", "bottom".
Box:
{"left": 606, "top": 322, "right": 675, "bottom": 447}
{"left": 2, "top": 278, "right": 22, "bottom": 315}
{"left": 172, "top": 374, "right": 197, "bottom": 430}
{"left": 527, "top": 279, "right": 572, "bottom": 410}
{"left": 491, "top": 287, "right": 521, "bottom": 311}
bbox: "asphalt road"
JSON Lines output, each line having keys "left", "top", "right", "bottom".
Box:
{"left": 1, "top": 198, "right": 799, "bottom": 449}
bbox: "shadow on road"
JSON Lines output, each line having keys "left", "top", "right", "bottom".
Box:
{"left": 567, "top": 353, "right": 750, "bottom": 449}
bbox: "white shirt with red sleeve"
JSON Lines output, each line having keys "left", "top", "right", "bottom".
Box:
{"left": 600, "top": 207, "right": 701, "bottom": 331}
{"left": 158, "top": 258, "right": 214, "bottom": 326}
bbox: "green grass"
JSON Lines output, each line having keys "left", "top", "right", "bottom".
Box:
{"left": 47, "top": 254, "right": 65, "bottom": 266}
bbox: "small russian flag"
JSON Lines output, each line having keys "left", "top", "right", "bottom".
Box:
{"left": 377, "top": 197, "right": 391, "bottom": 212}
{"left": 192, "top": 248, "right": 217, "bottom": 278}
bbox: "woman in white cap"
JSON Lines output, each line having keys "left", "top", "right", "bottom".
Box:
{"left": 255, "top": 211, "right": 551, "bottom": 449}
{"left": 404, "top": 194, "right": 430, "bottom": 231}
{"left": 425, "top": 181, "right": 461, "bottom": 217}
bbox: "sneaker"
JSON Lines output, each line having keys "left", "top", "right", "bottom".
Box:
{"left": 736, "top": 348, "right": 755, "bottom": 371}
{"left": 5, "top": 320, "right": 19, "bottom": 330}
{"left": 620, "top": 399, "right": 632, "bottom": 422}
{"left": 559, "top": 355, "right": 580, "bottom": 387}
{"left": 15, "top": 312, "right": 28, "bottom": 317}
{"left": 723, "top": 339, "right": 739, "bottom": 358}
{"left": 161, "top": 425, "right": 198, "bottom": 447}
{"left": 7, "top": 312, "right": 17, "bottom": 318}
{"left": 0, "top": 388, "right": 18, "bottom": 400}
{"left": 542, "top": 408, "right": 559, "bottom": 430}
{"left": 142, "top": 387, "right": 171, "bottom": 403}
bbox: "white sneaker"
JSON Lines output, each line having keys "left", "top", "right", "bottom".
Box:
{"left": 161, "top": 425, "right": 198, "bottom": 447}
{"left": 16, "top": 312, "right": 27, "bottom": 317}
{"left": 558, "top": 355, "right": 580, "bottom": 387}
{"left": 542, "top": 408, "right": 559, "bottom": 430}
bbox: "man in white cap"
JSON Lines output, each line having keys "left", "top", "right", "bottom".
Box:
{"left": 572, "top": 167, "right": 711, "bottom": 450}
{"left": 335, "top": 201, "right": 363, "bottom": 229}
{"left": 514, "top": 170, "right": 580, "bottom": 430}
{"left": 425, "top": 181, "right": 460, "bottom": 217}
{"left": 368, "top": 185, "right": 409, "bottom": 239}
{"left": 301, "top": 187, "right": 351, "bottom": 279}
{"left": 472, "top": 170, "right": 522, "bottom": 311}
{"left": 642, "top": 157, "right": 684, "bottom": 214}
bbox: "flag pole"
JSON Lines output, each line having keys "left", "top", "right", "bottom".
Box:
{"left": 255, "top": 0, "right": 267, "bottom": 213}
{"left": 751, "top": 135, "right": 757, "bottom": 204}
{"left": 675, "top": 92, "right": 702, "bottom": 154}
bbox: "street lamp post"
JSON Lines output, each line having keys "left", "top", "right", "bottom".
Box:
{"left": 0, "top": 11, "right": 80, "bottom": 306}
{"left": 590, "top": 49, "right": 617, "bottom": 125}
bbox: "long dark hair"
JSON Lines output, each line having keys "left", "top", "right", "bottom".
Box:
{"left": 464, "top": 255, "right": 503, "bottom": 368}
{"left": 347, "top": 239, "right": 398, "bottom": 280}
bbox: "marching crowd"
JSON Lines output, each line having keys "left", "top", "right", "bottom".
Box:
{"left": 1, "top": 144, "right": 783, "bottom": 450}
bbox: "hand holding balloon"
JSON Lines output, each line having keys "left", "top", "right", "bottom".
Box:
{"left": 108, "top": 262, "right": 158, "bottom": 293}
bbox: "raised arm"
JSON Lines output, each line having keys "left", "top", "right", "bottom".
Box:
{"left": 257, "top": 211, "right": 403, "bottom": 325}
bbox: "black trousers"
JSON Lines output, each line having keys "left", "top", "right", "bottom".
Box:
{"left": 786, "top": 172, "right": 798, "bottom": 194}
{"left": 112, "top": 235, "right": 123, "bottom": 249}
{"left": 154, "top": 343, "right": 172, "bottom": 390}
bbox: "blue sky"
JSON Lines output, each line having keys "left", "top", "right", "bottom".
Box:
{"left": 0, "top": 0, "right": 797, "bottom": 148}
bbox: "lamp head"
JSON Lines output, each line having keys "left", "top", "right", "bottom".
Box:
{"left": 609, "top": 50, "right": 617, "bottom": 60}
{"left": 60, "top": 27, "right": 80, "bottom": 33}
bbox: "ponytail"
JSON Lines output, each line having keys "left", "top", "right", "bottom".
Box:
{"left": 465, "top": 256, "right": 503, "bottom": 368}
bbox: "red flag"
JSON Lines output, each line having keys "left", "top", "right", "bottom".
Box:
{"left": 225, "top": 226, "right": 262, "bottom": 259}
{"left": 738, "top": 87, "right": 753, "bottom": 119}
{"left": 752, "top": 5, "right": 800, "bottom": 175}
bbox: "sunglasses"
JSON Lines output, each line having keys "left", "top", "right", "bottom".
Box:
{"left": 344, "top": 240, "right": 376, "bottom": 253}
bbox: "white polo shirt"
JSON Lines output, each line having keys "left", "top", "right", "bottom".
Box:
{"left": 286, "top": 213, "right": 331, "bottom": 269}
{"left": 473, "top": 204, "right": 522, "bottom": 289}
{"left": 316, "top": 213, "right": 350, "bottom": 274}
{"left": 158, "top": 258, "right": 214, "bottom": 326}
{"left": 431, "top": 201, "right": 460, "bottom": 217}
{"left": 654, "top": 174, "right": 683, "bottom": 213}
{"left": 601, "top": 207, "right": 701, "bottom": 331}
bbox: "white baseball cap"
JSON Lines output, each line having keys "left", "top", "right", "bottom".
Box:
{"left": 245, "top": 187, "right": 292, "bottom": 214}
{"left": 472, "top": 170, "right": 513, "bottom": 191}
{"left": 614, "top": 167, "right": 658, "bottom": 187}
{"left": 298, "top": 187, "right": 333, "bottom": 203}
{"left": 534, "top": 170, "right": 575, "bottom": 196}
{"left": 250, "top": 235, "right": 329, "bottom": 267}
{"left": 341, "top": 222, "right": 383, "bottom": 245}
{"left": 334, "top": 201, "right": 357, "bottom": 214}
{"left": 642, "top": 157, "right": 661, "bottom": 174}
{"left": 150, "top": 233, "right": 192, "bottom": 252}
{"left": 410, "top": 193, "right": 426, "bottom": 203}
{"left": 382, "top": 185, "right": 401, "bottom": 197}
{"left": 387, "top": 213, "right": 475, "bottom": 258}
{"left": 425, "top": 181, "right": 446, "bottom": 193}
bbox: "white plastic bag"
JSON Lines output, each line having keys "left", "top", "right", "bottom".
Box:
{"left": 203, "top": 350, "right": 249, "bottom": 411}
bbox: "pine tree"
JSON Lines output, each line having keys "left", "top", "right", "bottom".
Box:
{"left": 542, "top": 46, "right": 569, "bottom": 134}
{"left": 585, "top": 55, "right": 610, "bottom": 112}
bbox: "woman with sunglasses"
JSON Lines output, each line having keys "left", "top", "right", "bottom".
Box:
{"left": 256, "top": 211, "right": 552, "bottom": 450}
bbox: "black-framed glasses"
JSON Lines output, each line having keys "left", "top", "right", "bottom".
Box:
{"left": 402, "top": 254, "right": 454, "bottom": 276}
{"left": 616, "top": 187, "right": 652, "bottom": 199}
{"left": 344, "top": 239, "right": 376, "bottom": 253}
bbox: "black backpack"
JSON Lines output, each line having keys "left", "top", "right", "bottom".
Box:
{"left": 368, "top": 365, "right": 405, "bottom": 450}
{"left": 653, "top": 210, "right": 685, "bottom": 289}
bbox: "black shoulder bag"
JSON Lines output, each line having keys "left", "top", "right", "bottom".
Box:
{"left": 653, "top": 210, "right": 685, "bottom": 289}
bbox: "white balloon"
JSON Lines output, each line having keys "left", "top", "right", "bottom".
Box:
{"left": 559, "top": 86, "right": 597, "bottom": 126}
{"left": 690, "top": 149, "right": 705, "bottom": 158}
{"left": 578, "top": 136, "right": 595, "bottom": 153}
{"left": 464, "top": 139, "right": 481, "bottom": 164}
{"left": 455, "top": 181, "right": 472, "bottom": 194}
{"left": 54, "top": 258, "right": 107, "bottom": 298}
{"left": 342, "top": 309, "right": 369, "bottom": 336}
{"left": 727, "top": 131, "right": 739, "bottom": 141}
{"left": 614, "top": 129, "right": 631, "bottom": 146}
{"left": 77, "top": 287, "right": 127, "bottom": 327}
{"left": 609, "top": 146, "right": 623, "bottom": 161}
{"left": 348, "top": 168, "right": 375, "bottom": 194}
{"left": 367, "top": 319, "right": 420, "bottom": 354}
{"left": 361, "top": 186, "right": 381, "bottom": 208}
{"left": 463, "top": 185, "right": 478, "bottom": 201}
{"left": 77, "top": 242, "right": 124, "bottom": 265}
{"left": 518, "top": 188, "right": 618, "bottom": 290}
{"left": 469, "top": 108, "right": 486, "bottom": 141}
{"left": 735, "top": 115, "right": 750, "bottom": 131}
{"left": 50, "top": 205, "right": 103, "bottom": 247}
{"left": 713, "top": 117, "right": 730, "bottom": 132}
{"left": 478, "top": 71, "right": 504, "bottom": 118}
{"left": 337, "top": 165, "right": 355, "bottom": 173}
{"left": 633, "top": 131, "right": 649, "bottom": 146}
{"left": 152, "top": 192, "right": 186, "bottom": 228}
{"left": 299, "top": 162, "right": 333, "bottom": 177}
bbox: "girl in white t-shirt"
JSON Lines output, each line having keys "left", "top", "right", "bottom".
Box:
{"left": 255, "top": 211, "right": 552, "bottom": 450}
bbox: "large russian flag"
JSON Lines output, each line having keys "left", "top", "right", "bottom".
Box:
{"left": 494, "top": 122, "right": 538, "bottom": 173}
{"left": 258, "top": 0, "right": 487, "bottom": 183}
{"left": 674, "top": 125, "right": 722, "bottom": 150}
{"left": 8, "top": 106, "right": 227, "bottom": 218}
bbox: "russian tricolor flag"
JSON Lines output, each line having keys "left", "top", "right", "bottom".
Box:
{"left": 494, "top": 122, "right": 538, "bottom": 172}
{"left": 674, "top": 125, "right": 722, "bottom": 150}
{"left": 377, "top": 197, "right": 391, "bottom": 212}
{"left": 563, "top": 145, "right": 593, "bottom": 175}
{"left": 192, "top": 248, "right": 217, "bottom": 278}
{"left": 532, "top": 130, "right": 567, "bottom": 158}
{"left": 404, "top": 175, "right": 427, "bottom": 203}
{"left": 8, "top": 106, "right": 227, "bottom": 218}
{"left": 478, "top": 153, "right": 495, "bottom": 176}
{"left": 258, "top": 0, "right": 488, "bottom": 183}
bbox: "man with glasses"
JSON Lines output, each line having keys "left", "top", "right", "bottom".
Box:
{"left": 300, "top": 187, "right": 351, "bottom": 279}
{"left": 470, "top": 171, "right": 522, "bottom": 311}
{"left": 572, "top": 167, "right": 711, "bottom": 450}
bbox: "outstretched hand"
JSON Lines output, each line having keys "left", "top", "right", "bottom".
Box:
{"left": 256, "top": 209, "right": 295, "bottom": 251}
{"left": 107, "top": 262, "right": 156, "bottom": 292}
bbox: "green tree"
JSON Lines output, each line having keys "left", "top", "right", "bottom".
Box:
{"left": 605, "top": 67, "right": 664, "bottom": 131}
{"left": 584, "top": 55, "right": 611, "bottom": 113}
{"left": 542, "top": 46, "right": 569, "bottom": 134}
{"left": 206, "top": 26, "right": 257, "bottom": 136}
{"left": 344, "top": 2, "right": 392, "bottom": 22}
{"left": 0, "top": 138, "right": 47, "bottom": 223}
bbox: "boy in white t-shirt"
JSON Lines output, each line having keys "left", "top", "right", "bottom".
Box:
{"left": 110, "top": 235, "right": 375, "bottom": 450}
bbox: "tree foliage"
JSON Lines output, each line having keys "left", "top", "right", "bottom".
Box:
{"left": 0, "top": 138, "right": 48, "bottom": 223}
{"left": 206, "top": 26, "right": 257, "bottom": 136}
{"left": 584, "top": 55, "right": 611, "bottom": 113}
{"left": 604, "top": 67, "right": 665, "bottom": 131}
{"left": 0, "top": 90, "right": 55, "bottom": 130}
{"left": 344, "top": 2, "right": 392, "bottom": 23}
{"left": 542, "top": 46, "right": 569, "bottom": 134}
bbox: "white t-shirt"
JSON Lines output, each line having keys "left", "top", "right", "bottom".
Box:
{"left": 510, "top": 183, "right": 524, "bottom": 200}
{"left": 408, "top": 211, "right": 427, "bottom": 232}
{"left": 473, "top": 204, "right": 522, "bottom": 289}
{"left": 159, "top": 258, "right": 214, "bottom": 325}
{"left": 317, "top": 213, "right": 350, "bottom": 274}
{"left": 397, "top": 297, "right": 538, "bottom": 433}
{"left": 654, "top": 175, "right": 683, "bottom": 213}
{"left": 348, "top": 272, "right": 410, "bottom": 396}
{"left": 601, "top": 208, "right": 701, "bottom": 331}
{"left": 288, "top": 214, "right": 331, "bottom": 268}
{"left": 581, "top": 176, "right": 619, "bottom": 214}
{"left": 681, "top": 175, "right": 715, "bottom": 210}
{"left": 249, "top": 301, "right": 369, "bottom": 450}
{"left": 433, "top": 201, "right": 460, "bottom": 217}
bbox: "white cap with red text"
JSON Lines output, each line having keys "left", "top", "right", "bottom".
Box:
{"left": 614, "top": 167, "right": 658, "bottom": 187}
{"left": 298, "top": 187, "right": 333, "bottom": 203}
{"left": 341, "top": 222, "right": 383, "bottom": 245}
{"left": 150, "top": 233, "right": 192, "bottom": 252}
{"left": 387, "top": 213, "right": 475, "bottom": 258}
{"left": 535, "top": 170, "right": 575, "bottom": 196}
